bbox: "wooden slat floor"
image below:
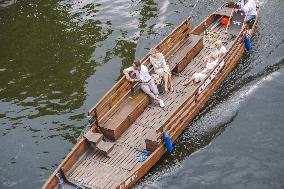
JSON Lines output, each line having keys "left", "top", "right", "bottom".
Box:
{"left": 67, "top": 24, "right": 237, "bottom": 189}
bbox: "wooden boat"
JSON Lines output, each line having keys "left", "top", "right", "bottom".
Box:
{"left": 43, "top": 3, "right": 259, "bottom": 189}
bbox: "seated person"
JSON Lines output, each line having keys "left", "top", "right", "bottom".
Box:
{"left": 235, "top": 0, "right": 257, "bottom": 36}
{"left": 182, "top": 52, "right": 219, "bottom": 85}
{"left": 203, "top": 40, "right": 227, "bottom": 65}
{"left": 214, "top": 40, "right": 227, "bottom": 57}
{"left": 185, "top": 72, "right": 207, "bottom": 85}
{"left": 149, "top": 48, "right": 174, "bottom": 92}
{"left": 123, "top": 60, "right": 165, "bottom": 107}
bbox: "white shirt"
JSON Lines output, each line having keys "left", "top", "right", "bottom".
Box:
{"left": 125, "top": 65, "right": 151, "bottom": 83}
{"left": 243, "top": 0, "right": 257, "bottom": 16}
{"left": 205, "top": 59, "right": 219, "bottom": 70}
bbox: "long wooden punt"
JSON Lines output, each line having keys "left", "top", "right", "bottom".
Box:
{"left": 43, "top": 3, "right": 259, "bottom": 189}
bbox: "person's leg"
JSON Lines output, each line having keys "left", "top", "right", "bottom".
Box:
{"left": 140, "top": 83, "right": 157, "bottom": 100}
{"left": 248, "top": 19, "right": 255, "bottom": 36}
{"left": 190, "top": 75, "right": 196, "bottom": 84}
{"left": 168, "top": 73, "right": 174, "bottom": 91}
{"left": 245, "top": 15, "right": 255, "bottom": 36}
{"left": 244, "top": 16, "right": 248, "bottom": 23}
{"left": 149, "top": 80, "right": 159, "bottom": 96}
{"left": 182, "top": 76, "right": 194, "bottom": 86}
{"left": 148, "top": 80, "right": 165, "bottom": 107}
{"left": 163, "top": 72, "right": 169, "bottom": 92}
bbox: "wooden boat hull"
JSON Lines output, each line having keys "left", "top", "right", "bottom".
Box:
{"left": 43, "top": 3, "right": 259, "bottom": 189}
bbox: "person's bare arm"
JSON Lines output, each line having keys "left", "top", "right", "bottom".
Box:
{"left": 161, "top": 54, "right": 167, "bottom": 68}
{"left": 150, "top": 56, "right": 159, "bottom": 69}
{"left": 123, "top": 69, "right": 132, "bottom": 81}
{"left": 123, "top": 69, "right": 140, "bottom": 82}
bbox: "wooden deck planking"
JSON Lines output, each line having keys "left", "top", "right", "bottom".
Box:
{"left": 105, "top": 169, "right": 129, "bottom": 189}
{"left": 112, "top": 149, "right": 133, "bottom": 169}
{"left": 69, "top": 156, "right": 96, "bottom": 181}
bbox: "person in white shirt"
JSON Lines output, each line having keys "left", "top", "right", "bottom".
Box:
{"left": 149, "top": 48, "right": 174, "bottom": 92}
{"left": 123, "top": 61, "right": 165, "bottom": 107}
{"left": 182, "top": 52, "right": 219, "bottom": 85}
{"left": 235, "top": 0, "right": 257, "bottom": 35}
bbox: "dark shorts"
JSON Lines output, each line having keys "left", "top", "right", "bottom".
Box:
{"left": 247, "top": 15, "right": 256, "bottom": 21}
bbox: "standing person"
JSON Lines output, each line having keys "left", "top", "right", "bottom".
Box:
{"left": 235, "top": 0, "right": 257, "bottom": 36}
{"left": 149, "top": 48, "right": 174, "bottom": 92}
{"left": 123, "top": 61, "right": 165, "bottom": 107}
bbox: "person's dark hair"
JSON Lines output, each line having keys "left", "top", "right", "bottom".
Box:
{"left": 133, "top": 61, "right": 141, "bottom": 67}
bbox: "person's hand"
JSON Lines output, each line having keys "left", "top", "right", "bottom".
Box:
{"left": 126, "top": 75, "right": 132, "bottom": 81}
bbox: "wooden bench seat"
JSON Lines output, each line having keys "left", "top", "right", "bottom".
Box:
{"left": 96, "top": 141, "right": 114, "bottom": 157}
{"left": 99, "top": 92, "right": 150, "bottom": 140}
{"left": 84, "top": 131, "right": 103, "bottom": 145}
{"left": 168, "top": 34, "right": 203, "bottom": 74}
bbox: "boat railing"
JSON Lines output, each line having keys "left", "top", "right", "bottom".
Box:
{"left": 87, "top": 17, "right": 193, "bottom": 128}
{"left": 156, "top": 28, "right": 245, "bottom": 141}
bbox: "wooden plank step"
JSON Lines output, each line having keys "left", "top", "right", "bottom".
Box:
{"left": 97, "top": 141, "right": 115, "bottom": 157}
{"left": 84, "top": 131, "right": 103, "bottom": 145}
{"left": 99, "top": 92, "right": 150, "bottom": 140}
{"left": 169, "top": 34, "right": 204, "bottom": 73}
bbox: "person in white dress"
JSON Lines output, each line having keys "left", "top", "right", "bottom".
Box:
{"left": 123, "top": 61, "right": 165, "bottom": 107}
{"left": 203, "top": 40, "right": 227, "bottom": 66}
{"left": 182, "top": 52, "right": 219, "bottom": 85}
{"left": 149, "top": 48, "right": 174, "bottom": 92}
